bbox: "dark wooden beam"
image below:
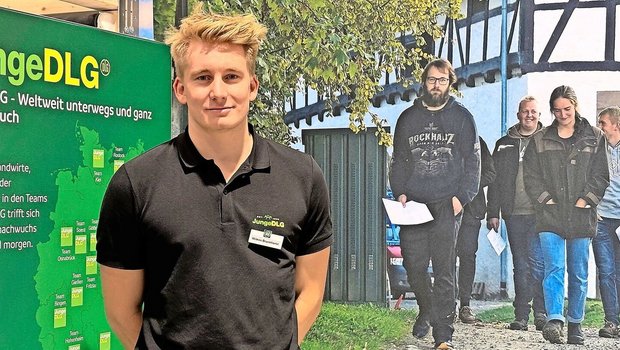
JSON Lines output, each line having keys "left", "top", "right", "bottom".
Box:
{"left": 605, "top": 0, "right": 616, "bottom": 61}
{"left": 538, "top": 0, "right": 579, "bottom": 63}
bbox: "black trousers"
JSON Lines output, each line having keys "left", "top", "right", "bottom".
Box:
{"left": 456, "top": 211, "right": 482, "bottom": 306}
{"left": 400, "top": 198, "right": 462, "bottom": 343}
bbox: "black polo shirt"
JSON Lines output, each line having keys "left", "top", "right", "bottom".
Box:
{"left": 96, "top": 126, "right": 333, "bottom": 349}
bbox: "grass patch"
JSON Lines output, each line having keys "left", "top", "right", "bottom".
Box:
{"left": 477, "top": 299, "right": 605, "bottom": 328}
{"left": 302, "top": 302, "right": 417, "bottom": 350}
{"left": 303, "top": 300, "right": 607, "bottom": 349}
{"left": 475, "top": 303, "right": 514, "bottom": 324}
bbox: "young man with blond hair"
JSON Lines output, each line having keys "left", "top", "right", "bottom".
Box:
{"left": 96, "top": 6, "right": 332, "bottom": 349}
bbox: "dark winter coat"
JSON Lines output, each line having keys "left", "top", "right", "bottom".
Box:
{"left": 523, "top": 116, "right": 609, "bottom": 238}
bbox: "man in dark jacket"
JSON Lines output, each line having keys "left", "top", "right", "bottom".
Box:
{"left": 456, "top": 137, "right": 495, "bottom": 323}
{"left": 486, "top": 96, "right": 547, "bottom": 331}
{"left": 390, "top": 59, "right": 481, "bottom": 350}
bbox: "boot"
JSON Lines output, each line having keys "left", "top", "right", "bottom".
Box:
{"left": 508, "top": 319, "right": 528, "bottom": 330}
{"left": 412, "top": 312, "right": 431, "bottom": 338}
{"left": 458, "top": 306, "right": 478, "bottom": 324}
{"left": 599, "top": 320, "right": 620, "bottom": 338}
{"left": 533, "top": 312, "right": 547, "bottom": 331}
{"left": 567, "top": 322, "right": 584, "bottom": 345}
{"left": 542, "top": 319, "right": 564, "bottom": 344}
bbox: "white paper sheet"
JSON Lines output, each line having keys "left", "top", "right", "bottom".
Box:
{"left": 616, "top": 225, "right": 620, "bottom": 241}
{"left": 486, "top": 228, "right": 507, "bottom": 255}
{"left": 381, "top": 198, "right": 434, "bottom": 225}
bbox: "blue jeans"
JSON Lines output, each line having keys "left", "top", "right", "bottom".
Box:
{"left": 505, "top": 215, "right": 545, "bottom": 320}
{"left": 539, "top": 231, "right": 590, "bottom": 323}
{"left": 592, "top": 217, "right": 620, "bottom": 325}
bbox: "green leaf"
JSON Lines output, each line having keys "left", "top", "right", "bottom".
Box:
{"left": 335, "top": 49, "right": 348, "bottom": 65}
{"left": 306, "top": 56, "right": 319, "bottom": 69}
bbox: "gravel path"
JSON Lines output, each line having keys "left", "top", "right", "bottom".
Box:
{"left": 386, "top": 300, "right": 620, "bottom": 349}
{"left": 394, "top": 321, "right": 619, "bottom": 349}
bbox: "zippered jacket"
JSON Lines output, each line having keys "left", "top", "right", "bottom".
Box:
{"left": 486, "top": 122, "right": 543, "bottom": 219}
{"left": 523, "top": 115, "right": 609, "bottom": 238}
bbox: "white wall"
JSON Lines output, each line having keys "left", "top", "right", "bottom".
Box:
{"left": 534, "top": 7, "right": 607, "bottom": 63}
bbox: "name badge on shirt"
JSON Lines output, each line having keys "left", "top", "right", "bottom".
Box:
{"left": 249, "top": 229, "right": 284, "bottom": 250}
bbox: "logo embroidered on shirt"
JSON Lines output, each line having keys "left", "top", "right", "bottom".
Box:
{"left": 252, "top": 215, "right": 285, "bottom": 228}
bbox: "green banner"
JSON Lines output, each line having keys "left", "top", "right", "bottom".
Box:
{"left": 0, "top": 8, "right": 171, "bottom": 350}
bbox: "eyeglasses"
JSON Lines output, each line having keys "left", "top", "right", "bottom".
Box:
{"left": 426, "top": 77, "right": 449, "bottom": 85}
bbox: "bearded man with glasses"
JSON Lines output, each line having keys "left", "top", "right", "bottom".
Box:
{"left": 390, "top": 58, "right": 481, "bottom": 350}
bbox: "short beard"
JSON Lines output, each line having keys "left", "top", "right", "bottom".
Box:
{"left": 422, "top": 86, "right": 449, "bottom": 107}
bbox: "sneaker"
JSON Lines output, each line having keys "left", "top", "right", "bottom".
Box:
{"left": 435, "top": 341, "right": 454, "bottom": 350}
{"left": 508, "top": 319, "right": 528, "bottom": 331}
{"left": 534, "top": 313, "right": 547, "bottom": 331}
{"left": 598, "top": 321, "right": 619, "bottom": 338}
{"left": 458, "top": 306, "right": 478, "bottom": 324}
{"left": 412, "top": 313, "right": 431, "bottom": 338}
{"left": 542, "top": 320, "right": 564, "bottom": 344}
{"left": 567, "top": 322, "right": 584, "bottom": 345}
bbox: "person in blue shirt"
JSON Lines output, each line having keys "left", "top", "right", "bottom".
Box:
{"left": 593, "top": 106, "right": 620, "bottom": 339}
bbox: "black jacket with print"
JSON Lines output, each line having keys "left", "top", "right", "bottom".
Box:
{"left": 390, "top": 96, "right": 481, "bottom": 205}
